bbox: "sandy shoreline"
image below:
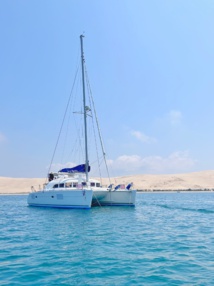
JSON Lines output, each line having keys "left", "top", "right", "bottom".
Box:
{"left": 1, "top": 170, "right": 214, "bottom": 194}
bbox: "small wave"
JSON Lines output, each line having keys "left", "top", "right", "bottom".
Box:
{"left": 156, "top": 204, "right": 214, "bottom": 214}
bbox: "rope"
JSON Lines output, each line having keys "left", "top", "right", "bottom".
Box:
{"left": 46, "top": 66, "right": 79, "bottom": 183}
{"left": 84, "top": 65, "right": 111, "bottom": 185}
{"left": 86, "top": 77, "right": 102, "bottom": 184}
{"left": 92, "top": 193, "right": 102, "bottom": 207}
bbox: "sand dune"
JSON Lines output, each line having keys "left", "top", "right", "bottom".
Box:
{"left": 100, "top": 170, "right": 214, "bottom": 191}
{"left": 0, "top": 177, "right": 47, "bottom": 194}
{"left": 1, "top": 170, "right": 214, "bottom": 194}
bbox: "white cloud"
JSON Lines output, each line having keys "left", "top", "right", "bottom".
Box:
{"left": 46, "top": 151, "right": 196, "bottom": 177}
{"left": 131, "top": 130, "right": 156, "bottom": 143}
{"left": 168, "top": 110, "right": 182, "bottom": 126}
{"left": 107, "top": 151, "right": 196, "bottom": 175}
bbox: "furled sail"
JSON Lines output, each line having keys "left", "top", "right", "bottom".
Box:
{"left": 59, "top": 164, "right": 91, "bottom": 173}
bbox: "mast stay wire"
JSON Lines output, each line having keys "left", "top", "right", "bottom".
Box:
{"left": 86, "top": 72, "right": 103, "bottom": 185}
{"left": 84, "top": 65, "right": 111, "bottom": 185}
{"left": 62, "top": 73, "right": 85, "bottom": 165}
{"left": 46, "top": 65, "right": 80, "bottom": 182}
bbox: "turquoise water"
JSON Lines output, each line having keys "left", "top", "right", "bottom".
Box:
{"left": 1, "top": 192, "right": 214, "bottom": 285}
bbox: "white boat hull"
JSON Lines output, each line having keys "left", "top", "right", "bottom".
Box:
{"left": 27, "top": 189, "right": 93, "bottom": 209}
{"left": 92, "top": 189, "right": 136, "bottom": 206}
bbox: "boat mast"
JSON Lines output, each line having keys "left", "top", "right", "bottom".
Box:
{"left": 80, "top": 35, "right": 89, "bottom": 183}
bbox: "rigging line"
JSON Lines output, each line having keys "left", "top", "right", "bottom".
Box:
{"left": 84, "top": 66, "right": 111, "bottom": 185}
{"left": 90, "top": 154, "right": 105, "bottom": 166}
{"left": 60, "top": 102, "right": 71, "bottom": 164}
{"left": 87, "top": 81, "right": 102, "bottom": 183}
{"left": 91, "top": 155, "right": 105, "bottom": 171}
{"left": 95, "top": 158, "right": 105, "bottom": 184}
{"left": 46, "top": 66, "right": 80, "bottom": 181}
{"left": 107, "top": 161, "right": 118, "bottom": 186}
{"left": 60, "top": 76, "right": 78, "bottom": 163}
{"left": 90, "top": 156, "right": 105, "bottom": 186}
{"left": 61, "top": 73, "right": 81, "bottom": 164}
{"left": 68, "top": 137, "right": 81, "bottom": 162}
{"left": 70, "top": 74, "right": 85, "bottom": 163}
{"left": 74, "top": 113, "right": 84, "bottom": 162}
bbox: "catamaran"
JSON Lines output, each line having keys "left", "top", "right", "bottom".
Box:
{"left": 27, "top": 35, "right": 136, "bottom": 208}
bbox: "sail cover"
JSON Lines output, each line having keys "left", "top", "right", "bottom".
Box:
{"left": 59, "top": 164, "right": 90, "bottom": 173}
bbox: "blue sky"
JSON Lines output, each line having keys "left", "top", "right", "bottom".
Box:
{"left": 1, "top": 0, "right": 214, "bottom": 178}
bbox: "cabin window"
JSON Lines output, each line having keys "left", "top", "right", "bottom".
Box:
{"left": 73, "top": 183, "right": 77, "bottom": 188}
{"left": 53, "top": 184, "right": 58, "bottom": 188}
{"left": 82, "top": 182, "right": 86, "bottom": 186}
{"left": 59, "top": 183, "right": 64, "bottom": 188}
{"left": 90, "top": 182, "right": 95, "bottom": 187}
{"left": 96, "top": 183, "right": 100, "bottom": 187}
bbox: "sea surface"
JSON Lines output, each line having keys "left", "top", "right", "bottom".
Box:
{"left": 0, "top": 192, "right": 214, "bottom": 285}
